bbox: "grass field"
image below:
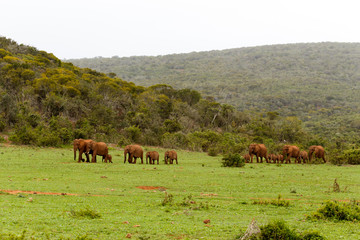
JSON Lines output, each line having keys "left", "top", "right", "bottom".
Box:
{"left": 0, "top": 144, "right": 359, "bottom": 239}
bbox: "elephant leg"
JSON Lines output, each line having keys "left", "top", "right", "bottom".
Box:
{"left": 250, "top": 155, "right": 253, "bottom": 163}
{"left": 157, "top": 159, "right": 159, "bottom": 164}
{"left": 91, "top": 151, "right": 97, "bottom": 163}
{"left": 175, "top": 158, "right": 178, "bottom": 164}
{"left": 78, "top": 150, "right": 83, "bottom": 163}
{"left": 141, "top": 156, "right": 143, "bottom": 164}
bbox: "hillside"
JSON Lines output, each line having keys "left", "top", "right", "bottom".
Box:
{"left": 1, "top": 36, "right": 310, "bottom": 155}
{"left": 69, "top": 43, "right": 360, "bottom": 138}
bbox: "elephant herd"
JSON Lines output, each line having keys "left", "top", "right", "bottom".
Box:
{"left": 73, "top": 139, "right": 178, "bottom": 165}
{"left": 245, "top": 143, "right": 326, "bottom": 164}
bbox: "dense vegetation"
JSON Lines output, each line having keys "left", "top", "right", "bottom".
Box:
{"left": 1, "top": 37, "right": 360, "bottom": 163}
{"left": 69, "top": 42, "right": 360, "bottom": 145}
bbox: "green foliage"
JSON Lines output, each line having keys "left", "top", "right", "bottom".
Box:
{"left": 69, "top": 207, "right": 101, "bottom": 219}
{"left": 258, "top": 220, "right": 299, "bottom": 240}
{"left": 340, "top": 149, "right": 360, "bottom": 165}
{"left": 221, "top": 153, "right": 245, "bottom": 167}
{"left": 124, "top": 125, "right": 141, "bottom": 143}
{"left": 252, "top": 195, "right": 290, "bottom": 207}
{"left": 308, "top": 200, "right": 360, "bottom": 221}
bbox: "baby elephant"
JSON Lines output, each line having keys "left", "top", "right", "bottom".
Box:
{"left": 102, "top": 154, "right": 113, "bottom": 163}
{"left": 146, "top": 151, "right": 160, "bottom": 164}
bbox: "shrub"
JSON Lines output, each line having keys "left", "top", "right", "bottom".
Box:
{"left": 221, "top": 153, "right": 245, "bottom": 167}
{"left": 69, "top": 207, "right": 101, "bottom": 219}
{"left": 252, "top": 195, "right": 290, "bottom": 207}
{"left": 308, "top": 200, "right": 360, "bottom": 221}
{"left": 259, "top": 220, "right": 299, "bottom": 240}
{"left": 341, "top": 149, "right": 360, "bottom": 165}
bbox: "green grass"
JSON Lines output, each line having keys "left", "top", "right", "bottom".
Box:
{"left": 0, "top": 145, "right": 359, "bottom": 239}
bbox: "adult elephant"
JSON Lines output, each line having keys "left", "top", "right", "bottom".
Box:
{"left": 146, "top": 151, "right": 160, "bottom": 164}
{"left": 73, "top": 139, "right": 93, "bottom": 163}
{"left": 164, "top": 150, "right": 178, "bottom": 164}
{"left": 308, "top": 145, "right": 326, "bottom": 163}
{"left": 282, "top": 145, "right": 300, "bottom": 164}
{"left": 299, "top": 151, "right": 309, "bottom": 163}
{"left": 88, "top": 141, "right": 110, "bottom": 163}
{"left": 124, "top": 145, "right": 144, "bottom": 164}
{"left": 248, "top": 144, "right": 268, "bottom": 163}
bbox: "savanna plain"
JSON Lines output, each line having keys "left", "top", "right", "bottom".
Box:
{"left": 0, "top": 145, "right": 359, "bottom": 239}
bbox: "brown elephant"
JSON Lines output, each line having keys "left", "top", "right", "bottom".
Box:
{"left": 243, "top": 153, "right": 251, "bottom": 163}
{"left": 164, "top": 150, "right": 178, "bottom": 164}
{"left": 248, "top": 143, "right": 268, "bottom": 163}
{"left": 268, "top": 154, "right": 278, "bottom": 163}
{"left": 87, "top": 141, "right": 110, "bottom": 163}
{"left": 277, "top": 154, "right": 284, "bottom": 164}
{"left": 124, "top": 145, "right": 144, "bottom": 164}
{"left": 282, "top": 145, "right": 300, "bottom": 164}
{"left": 146, "top": 151, "right": 160, "bottom": 164}
{"left": 103, "top": 154, "right": 112, "bottom": 163}
{"left": 299, "top": 151, "right": 309, "bottom": 164}
{"left": 73, "top": 139, "right": 93, "bottom": 163}
{"left": 308, "top": 145, "right": 326, "bottom": 163}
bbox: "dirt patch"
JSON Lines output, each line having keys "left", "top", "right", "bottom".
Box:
{"left": 0, "top": 189, "right": 106, "bottom": 197}
{"left": 0, "top": 189, "right": 77, "bottom": 196}
{"left": 136, "top": 186, "right": 166, "bottom": 190}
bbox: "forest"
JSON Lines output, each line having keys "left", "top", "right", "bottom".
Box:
{"left": 1, "top": 37, "right": 359, "bottom": 164}
{"left": 69, "top": 42, "right": 360, "bottom": 145}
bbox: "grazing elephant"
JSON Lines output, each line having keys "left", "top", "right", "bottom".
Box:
{"left": 299, "top": 151, "right": 309, "bottom": 163}
{"left": 308, "top": 145, "right": 326, "bottom": 163}
{"left": 243, "top": 153, "right": 251, "bottom": 163}
{"left": 124, "top": 145, "right": 144, "bottom": 164}
{"left": 146, "top": 151, "right": 160, "bottom": 164}
{"left": 248, "top": 143, "right": 268, "bottom": 163}
{"left": 73, "top": 139, "right": 93, "bottom": 163}
{"left": 282, "top": 145, "right": 300, "bottom": 164}
{"left": 88, "top": 141, "right": 110, "bottom": 163}
{"left": 164, "top": 150, "right": 178, "bottom": 164}
{"left": 103, "top": 154, "right": 112, "bottom": 163}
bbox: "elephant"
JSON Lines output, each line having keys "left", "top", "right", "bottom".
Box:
{"left": 282, "top": 145, "right": 300, "bottom": 164}
{"left": 124, "top": 145, "right": 144, "bottom": 164}
{"left": 277, "top": 154, "right": 284, "bottom": 164}
{"left": 243, "top": 153, "right": 251, "bottom": 163}
{"left": 248, "top": 143, "right": 268, "bottom": 163}
{"left": 103, "top": 154, "right": 112, "bottom": 163}
{"left": 268, "top": 154, "right": 278, "bottom": 163}
{"left": 308, "top": 145, "right": 326, "bottom": 163}
{"left": 164, "top": 150, "right": 178, "bottom": 164}
{"left": 87, "top": 141, "right": 110, "bottom": 163}
{"left": 146, "top": 151, "right": 160, "bottom": 164}
{"left": 73, "top": 139, "right": 93, "bottom": 163}
{"left": 299, "top": 151, "right": 309, "bottom": 164}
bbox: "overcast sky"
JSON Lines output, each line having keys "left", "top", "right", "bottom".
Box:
{"left": 1, "top": 0, "right": 359, "bottom": 59}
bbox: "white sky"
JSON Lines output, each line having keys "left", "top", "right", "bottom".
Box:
{"left": 1, "top": 0, "right": 359, "bottom": 59}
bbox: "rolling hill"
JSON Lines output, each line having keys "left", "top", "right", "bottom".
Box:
{"left": 69, "top": 42, "right": 360, "bottom": 138}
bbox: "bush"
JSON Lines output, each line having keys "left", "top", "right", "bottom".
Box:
{"left": 221, "top": 153, "right": 245, "bottom": 167}
{"left": 69, "top": 207, "right": 101, "bottom": 219}
{"left": 308, "top": 200, "right": 360, "bottom": 221}
{"left": 259, "top": 220, "right": 299, "bottom": 240}
{"left": 239, "top": 220, "right": 325, "bottom": 240}
{"left": 342, "top": 149, "right": 360, "bottom": 165}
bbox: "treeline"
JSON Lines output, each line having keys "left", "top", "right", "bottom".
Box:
{"left": 0, "top": 37, "right": 359, "bottom": 164}
{"left": 68, "top": 42, "right": 360, "bottom": 143}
